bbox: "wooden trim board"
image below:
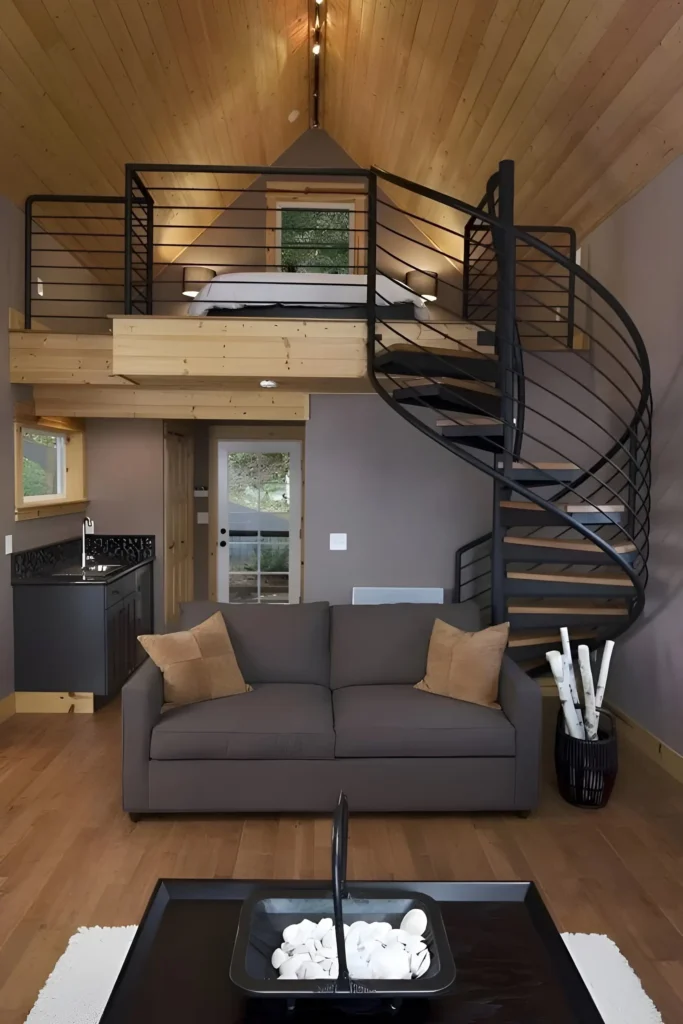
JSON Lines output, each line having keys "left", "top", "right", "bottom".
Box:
{"left": 0, "top": 693, "right": 16, "bottom": 725}
{"left": 607, "top": 702, "right": 683, "bottom": 787}
{"left": 14, "top": 692, "right": 94, "bottom": 714}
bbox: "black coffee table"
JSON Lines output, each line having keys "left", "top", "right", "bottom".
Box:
{"left": 100, "top": 879, "right": 604, "bottom": 1023}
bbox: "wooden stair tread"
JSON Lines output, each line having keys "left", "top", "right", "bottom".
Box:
{"left": 437, "top": 415, "right": 501, "bottom": 426}
{"left": 507, "top": 570, "right": 634, "bottom": 587}
{"left": 388, "top": 377, "right": 499, "bottom": 394}
{"left": 508, "top": 629, "right": 598, "bottom": 647}
{"left": 503, "top": 535, "right": 636, "bottom": 555}
{"left": 500, "top": 500, "right": 625, "bottom": 513}
{"left": 384, "top": 343, "right": 496, "bottom": 360}
{"left": 512, "top": 461, "right": 578, "bottom": 471}
{"left": 508, "top": 600, "right": 629, "bottom": 616}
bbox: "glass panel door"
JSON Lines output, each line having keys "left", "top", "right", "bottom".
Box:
{"left": 216, "top": 441, "right": 302, "bottom": 604}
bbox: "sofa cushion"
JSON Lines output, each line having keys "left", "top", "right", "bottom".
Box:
{"left": 150, "top": 683, "right": 335, "bottom": 760}
{"left": 330, "top": 602, "right": 482, "bottom": 688}
{"left": 416, "top": 619, "right": 509, "bottom": 709}
{"left": 177, "top": 601, "right": 330, "bottom": 686}
{"left": 333, "top": 684, "right": 515, "bottom": 758}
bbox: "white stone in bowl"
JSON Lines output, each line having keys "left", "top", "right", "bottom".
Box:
{"left": 278, "top": 961, "right": 300, "bottom": 980}
{"left": 404, "top": 935, "right": 427, "bottom": 955}
{"left": 368, "top": 921, "right": 392, "bottom": 940}
{"left": 400, "top": 909, "right": 428, "bottom": 937}
{"left": 296, "top": 919, "right": 317, "bottom": 940}
{"left": 385, "top": 928, "right": 410, "bottom": 946}
{"left": 314, "top": 917, "right": 333, "bottom": 940}
{"left": 282, "top": 924, "right": 300, "bottom": 944}
{"left": 370, "top": 944, "right": 410, "bottom": 980}
{"left": 281, "top": 942, "right": 295, "bottom": 954}
{"left": 411, "top": 948, "right": 431, "bottom": 978}
{"left": 299, "top": 961, "right": 326, "bottom": 980}
{"left": 321, "top": 929, "right": 337, "bottom": 950}
{"left": 329, "top": 959, "right": 340, "bottom": 979}
{"left": 347, "top": 950, "right": 370, "bottom": 980}
{"left": 271, "top": 947, "right": 289, "bottom": 970}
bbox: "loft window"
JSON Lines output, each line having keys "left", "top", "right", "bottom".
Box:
{"left": 21, "top": 428, "right": 66, "bottom": 500}
{"left": 278, "top": 204, "right": 353, "bottom": 274}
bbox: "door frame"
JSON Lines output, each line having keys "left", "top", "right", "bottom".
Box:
{"left": 208, "top": 424, "right": 305, "bottom": 602}
{"left": 163, "top": 425, "right": 195, "bottom": 624}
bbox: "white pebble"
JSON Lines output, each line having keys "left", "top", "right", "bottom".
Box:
{"left": 320, "top": 958, "right": 335, "bottom": 974}
{"left": 343, "top": 923, "right": 350, "bottom": 937}
{"left": 282, "top": 923, "right": 300, "bottom": 944}
{"left": 281, "top": 942, "right": 295, "bottom": 954}
{"left": 411, "top": 948, "right": 431, "bottom": 978}
{"left": 329, "top": 959, "right": 339, "bottom": 979}
{"left": 313, "top": 917, "right": 333, "bottom": 940}
{"left": 401, "top": 909, "right": 427, "bottom": 937}
{"left": 271, "top": 947, "right": 288, "bottom": 970}
{"left": 278, "top": 961, "right": 300, "bottom": 980}
{"left": 347, "top": 950, "right": 370, "bottom": 980}
{"left": 385, "top": 928, "right": 410, "bottom": 946}
{"left": 370, "top": 944, "right": 410, "bottom": 981}
{"left": 296, "top": 919, "right": 317, "bottom": 940}
{"left": 368, "top": 921, "right": 392, "bottom": 941}
{"left": 321, "top": 929, "right": 337, "bottom": 950}
{"left": 299, "top": 961, "right": 326, "bottom": 980}
{"left": 403, "top": 935, "right": 427, "bottom": 955}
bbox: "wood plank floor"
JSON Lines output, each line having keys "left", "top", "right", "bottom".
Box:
{"left": 1, "top": 702, "right": 683, "bottom": 1021}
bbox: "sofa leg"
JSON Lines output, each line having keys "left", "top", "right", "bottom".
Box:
{"left": 516, "top": 810, "right": 531, "bottom": 819}
{"left": 129, "top": 812, "right": 143, "bottom": 823}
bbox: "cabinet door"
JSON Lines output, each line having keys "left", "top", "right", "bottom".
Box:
{"left": 106, "top": 592, "right": 140, "bottom": 695}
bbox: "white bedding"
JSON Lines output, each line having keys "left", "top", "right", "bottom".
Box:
{"left": 189, "top": 272, "right": 428, "bottom": 320}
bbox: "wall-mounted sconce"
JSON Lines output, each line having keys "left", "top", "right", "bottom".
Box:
{"left": 406, "top": 270, "right": 438, "bottom": 302}
{"left": 182, "top": 267, "right": 215, "bottom": 298}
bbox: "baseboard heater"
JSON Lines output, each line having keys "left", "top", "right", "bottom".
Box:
{"left": 351, "top": 587, "right": 444, "bottom": 605}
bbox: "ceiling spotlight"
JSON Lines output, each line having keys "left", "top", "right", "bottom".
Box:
{"left": 316, "top": 0, "right": 323, "bottom": 4}
{"left": 259, "top": 379, "right": 278, "bottom": 389}
{"left": 182, "top": 266, "right": 215, "bottom": 298}
{"left": 312, "top": 41, "right": 321, "bottom": 55}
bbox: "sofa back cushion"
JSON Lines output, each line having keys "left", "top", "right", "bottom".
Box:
{"left": 178, "top": 601, "right": 330, "bottom": 686}
{"left": 330, "top": 601, "right": 482, "bottom": 688}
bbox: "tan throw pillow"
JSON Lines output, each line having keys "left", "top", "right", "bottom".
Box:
{"left": 415, "top": 619, "right": 509, "bottom": 709}
{"left": 138, "top": 611, "right": 251, "bottom": 707}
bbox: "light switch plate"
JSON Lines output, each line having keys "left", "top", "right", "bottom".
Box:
{"left": 4, "top": 535, "right": 12, "bottom": 555}
{"left": 197, "top": 511, "right": 209, "bottom": 525}
{"left": 329, "top": 533, "right": 347, "bottom": 551}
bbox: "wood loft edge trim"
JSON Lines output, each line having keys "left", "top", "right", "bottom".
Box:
{"left": 14, "top": 692, "right": 94, "bottom": 714}
{"left": 607, "top": 702, "right": 683, "bottom": 787}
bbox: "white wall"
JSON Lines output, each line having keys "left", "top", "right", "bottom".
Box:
{"left": 582, "top": 152, "right": 683, "bottom": 753}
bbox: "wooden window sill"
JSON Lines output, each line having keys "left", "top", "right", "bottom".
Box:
{"left": 15, "top": 499, "right": 89, "bottom": 522}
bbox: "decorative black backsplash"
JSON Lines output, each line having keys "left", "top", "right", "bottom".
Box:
{"left": 12, "top": 535, "right": 155, "bottom": 580}
{"left": 87, "top": 535, "right": 155, "bottom": 562}
{"left": 12, "top": 538, "right": 80, "bottom": 580}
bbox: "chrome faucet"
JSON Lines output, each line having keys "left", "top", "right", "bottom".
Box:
{"left": 82, "top": 517, "right": 94, "bottom": 570}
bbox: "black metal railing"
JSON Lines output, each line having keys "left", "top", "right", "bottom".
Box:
{"left": 24, "top": 195, "right": 125, "bottom": 330}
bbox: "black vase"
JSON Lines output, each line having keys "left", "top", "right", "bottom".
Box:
{"left": 554, "top": 708, "right": 618, "bottom": 808}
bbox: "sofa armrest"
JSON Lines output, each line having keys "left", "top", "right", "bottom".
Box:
{"left": 498, "top": 656, "right": 542, "bottom": 811}
{"left": 121, "top": 658, "right": 163, "bottom": 812}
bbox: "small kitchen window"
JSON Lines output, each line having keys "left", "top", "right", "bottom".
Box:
{"left": 14, "top": 415, "right": 88, "bottom": 521}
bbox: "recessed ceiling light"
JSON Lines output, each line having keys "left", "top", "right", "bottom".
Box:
{"left": 312, "top": 42, "right": 321, "bottom": 55}
{"left": 182, "top": 289, "right": 199, "bottom": 298}
{"left": 288, "top": 109, "right": 300, "bottom": 123}
{"left": 260, "top": 379, "right": 278, "bottom": 389}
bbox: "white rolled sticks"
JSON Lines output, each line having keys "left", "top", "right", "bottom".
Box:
{"left": 560, "top": 626, "right": 583, "bottom": 731}
{"left": 577, "top": 645, "right": 598, "bottom": 741}
{"left": 546, "top": 649, "right": 585, "bottom": 739}
{"left": 595, "top": 639, "right": 614, "bottom": 710}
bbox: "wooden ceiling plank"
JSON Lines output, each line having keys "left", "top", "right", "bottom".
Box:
{"left": 515, "top": 0, "right": 683, "bottom": 218}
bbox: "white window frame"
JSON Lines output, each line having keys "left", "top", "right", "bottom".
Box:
{"left": 216, "top": 439, "right": 302, "bottom": 604}
{"left": 275, "top": 201, "right": 356, "bottom": 273}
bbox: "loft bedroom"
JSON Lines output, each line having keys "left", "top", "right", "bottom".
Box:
{"left": 12, "top": 143, "right": 582, "bottom": 409}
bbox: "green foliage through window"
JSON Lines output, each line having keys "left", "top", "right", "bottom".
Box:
{"left": 280, "top": 207, "right": 350, "bottom": 273}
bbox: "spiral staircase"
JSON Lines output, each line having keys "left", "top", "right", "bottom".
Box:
{"left": 368, "top": 161, "right": 651, "bottom": 669}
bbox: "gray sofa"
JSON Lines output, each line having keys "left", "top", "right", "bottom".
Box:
{"left": 122, "top": 600, "right": 541, "bottom": 816}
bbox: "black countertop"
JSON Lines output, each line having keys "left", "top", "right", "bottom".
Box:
{"left": 12, "top": 555, "right": 155, "bottom": 586}
{"left": 11, "top": 534, "right": 155, "bottom": 586}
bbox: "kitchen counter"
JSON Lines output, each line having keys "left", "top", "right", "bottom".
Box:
{"left": 12, "top": 555, "right": 154, "bottom": 586}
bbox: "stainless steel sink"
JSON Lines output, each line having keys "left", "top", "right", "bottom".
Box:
{"left": 53, "top": 563, "right": 124, "bottom": 578}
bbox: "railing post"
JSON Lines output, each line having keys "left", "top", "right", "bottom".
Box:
{"left": 491, "top": 159, "right": 516, "bottom": 624}
{"left": 24, "top": 197, "right": 33, "bottom": 329}
{"left": 124, "top": 164, "right": 133, "bottom": 315}
{"left": 366, "top": 171, "right": 378, "bottom": 375}
{"left": 463, "top": 219, "right": 471, "bottom": 320}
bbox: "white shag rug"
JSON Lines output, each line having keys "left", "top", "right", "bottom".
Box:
{"left": 23, "top": 926, "right": 663, "bottom": 1024}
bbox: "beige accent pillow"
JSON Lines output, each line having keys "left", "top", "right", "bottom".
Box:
{"left": 138, "top": 611, "right": 251, "bottom": 707}
{"left": 415, "top": 619, "right": 509, "bottom": 709}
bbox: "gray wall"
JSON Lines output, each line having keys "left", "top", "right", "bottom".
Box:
{"left": 303, "top": 395, "right": 492, "bottom": 604}
{"left": 582, "top": 152, "right": 683, "bottom": 754}
{"left": 0, "top": 196, "right": 87, "bottom": 699}
{"left": 86, "top": 420, "right": 165, "bottom": 628}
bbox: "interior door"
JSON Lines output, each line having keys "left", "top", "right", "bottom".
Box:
{"left": 216, "top": 440, "right": 302, "bottom": 604}
{"left": 164, "top": 428, "right": 195, "bottom": 624}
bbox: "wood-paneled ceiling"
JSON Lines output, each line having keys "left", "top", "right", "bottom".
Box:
{"left": 4, "top": 0, "right": 683, "bottom": 240}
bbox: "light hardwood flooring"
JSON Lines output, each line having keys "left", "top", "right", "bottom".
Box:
{"left": 1, "top": 702, "right": 683, "bottom": 1021}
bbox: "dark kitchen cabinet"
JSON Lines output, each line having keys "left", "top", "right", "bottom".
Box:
{"left": 14, "top": 562, "right": 154, "bottom": 702}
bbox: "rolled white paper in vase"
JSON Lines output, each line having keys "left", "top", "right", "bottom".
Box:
{"left": 578, "top": 645, "right": 598, "bottom": 741}
{"left": 595, "top": 640, "right": 614, "bottom": 709}
{"left": 546, "top": 650, "right": 585, "bottom": 739}
{"left": 560, "top": 626, "right": 583, "bottom": 733}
